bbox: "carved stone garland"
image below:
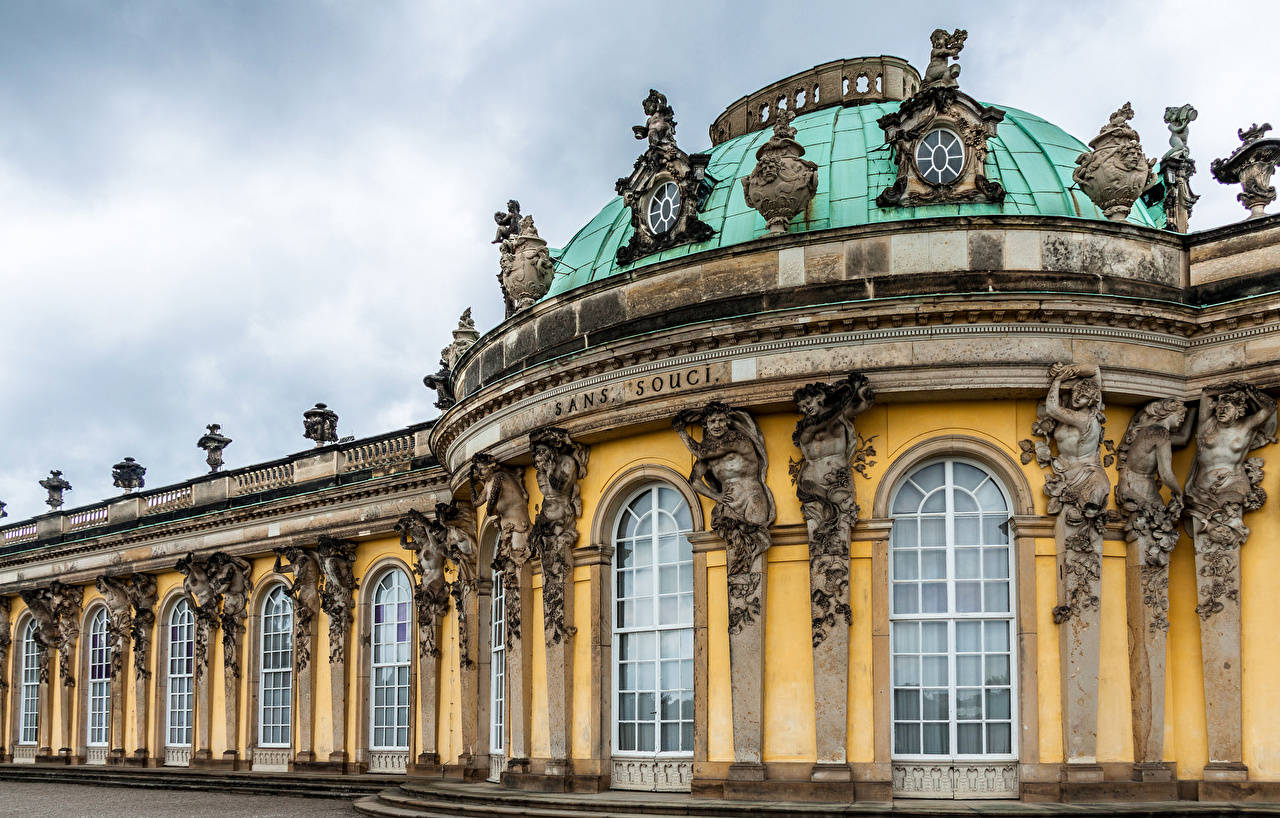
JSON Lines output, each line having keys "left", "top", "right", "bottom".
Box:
{"left": 876, "top": 29, "right": 1006, "bottom": 209}
{"left": 317, "top": 536, "right": 358, "bottom": 767}
{"left": 1184, "top": 382, "right": 1276, "bottom": 779}
{"left": 272, "top": 545, "right": 321, "bottom": 763}
{"left": 472, "top": 453, "right": 533, "bottom": 770}
{"left": 1019, "top": 363, "right": 1110, "bottom": 774}
{"left": 791, "top": 373, "right": 874, "bottom": 777}
{"left": 1114, "top": 398, "right": 1191, "bottom": 778}
{"left": 674, "top": 401, "right": 775, "bottom": 773}
{"left": 530, "top": 427, "right": 589, "bottom": 778}
{"left": 615, "top": 89, "right": 715, "bottom": 266}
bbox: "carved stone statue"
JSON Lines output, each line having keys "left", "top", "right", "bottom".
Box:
{"left": 1115, "top": 398, "right": 1193, "bottom": 771}
{"left": 615, "top": 90, "right": 715, "bottom": 266}
{"left": 791, "top": 373, "right": 875, "bottom": 646}
{"left": 39, "top": 470, "right": 71, "bottom": 510}
{"left": 471, "top": 453, "right": 531, "bottom": 643}
{"left": 397, "top": 509, "right": 451, "bottom": 658}
{"left": 423, "top": 308, "right": 480, "bottom": 410}
{"left": 196, "top": 424, "right": 233, "bottom": 473}
{"left": 1163, "top": 104, "right": 1196, "bottom": 162}
{"left": 530, "top": 427, "right": 589, "bottom": 645}
{"left": 317, "top": 537, "right": 358, "bottom": 664}
{"left": 1185, "top": 382, "right": 1276, "bottom": 619}
{"left": 1211, "top": 123, "right": 1280, "bottom": 220}
{"left": 497, "top": 215, "right": 556, "bottom": 317}
{"left": 1073, "top": 103, "right": 1155, "bottom": 221}
{"left": 111, "top": 457, "right": 146, "bottom": 493}
{"left": 921, "top": 28, "right": 967, "bottom": 90}
{"left": 175, "top": 553, "right": 220, "bottom": 678}
{"left": 274, "top": 545, "right": 321, "bottom": 669}
{"left": 0, "top": 598, "right": 9, "bottom": 695}
{"left": 436, "top": 499, "right": 478, "bottom": 669}
{"left": 95, "top": 575, "right": 136, "bottom": 679}
{"left": 741, "top": 109, "right": 819, "bottom": 235}
{"left": 47, "top": 581, "right": 83, "bottom": 689}
{"left": 207, "top": 553, "right": 253, "bottom": 678}
{"left": 1153, "top": 104, "right": 1200, "bottom": 233}
{"left": 674, "top": 402, "right": 776, "bottom": 633}
{"left": 302, "top": 403, "right": 339, "bottom": 447}
{"left": 125, "top": 574, "right": 158, "bottom": 682}
{"left": 491, "top": 200, "right": 522, "bottom": 245}
{"left": 19, "top": 588, "right": 58, "bottom": 683}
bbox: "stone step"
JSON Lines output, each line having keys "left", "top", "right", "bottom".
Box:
{"left": 0, "top": 762, "right": 400, "bottom": 799}
{"left": 366, "top": 787, "right": 642, "bottom": 818}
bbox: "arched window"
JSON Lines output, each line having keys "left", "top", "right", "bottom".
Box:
{"left": 889, "top": 459, "right": 1016, "bottom": 760}
{"left": 370, "top": 569, "right": 411, "bottom": 751}
{"left": 612, "top": 483, "right": 694, "bottom": 765}
{"left": 259, "top": 586, "right": 293, "bottom": 748}
{"left": 86, "top": 608, "right": 111, "bottom": 748}
{"left": 19, "top": 619, "right": 39, "bottom": 745}
{"left": 166, "top": 599, "right": 194, "bottom": 750}
{"left": 489, "top": 567, "right": 505, "bottom": 758}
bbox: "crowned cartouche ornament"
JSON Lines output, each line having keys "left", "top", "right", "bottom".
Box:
{"left": 1073, "top": 102, "right": 1155, "bottom": 221}
{"left": 741, "top": 109, "right": 819, "bottom": 235}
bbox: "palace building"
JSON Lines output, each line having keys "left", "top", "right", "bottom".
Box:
{"left": 3, "top": 31, "right": 1280, "bottom": 813}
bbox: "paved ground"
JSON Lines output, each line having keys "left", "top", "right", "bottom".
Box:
{"left": 0, "top": 781, "right": 357, "bottom": 817}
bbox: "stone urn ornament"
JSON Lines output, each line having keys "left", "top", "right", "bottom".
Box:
{"left": 497, "top": 215, "right": 556, "bottom": 317}
{"left": 1073, "top": 102, "right": 1155, "bottom": 221}
{"left": 303, "top": 402, "right": 339, "bottom": 447}
{"left": 39, "top": 469, "right": 72, "bottom": 510}
{"left": 1211, "top": 123, "right": 1280, "bottom": 220}
{"left": 196, "top": 424, "right": 233, "bottom": 473}
{"left": 112, "top": 457, "right": 147, "bottom": 493}
{"left": 741, "top": 109, "right": 819, "bottom": 235}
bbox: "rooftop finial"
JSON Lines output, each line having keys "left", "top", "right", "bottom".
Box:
{"left": 1210, "top": 122, "right": 1280, "bottom": 220}
{"left": 303, "top": 403, "right": 339, "bottom": 447}
{"left": 112, "top": 457, "right": 147, "bottom": 494}
{"left": 197, "top": 424, "right": 233, "bottom": 473}
{"left": 39, "top": 469, "right": 72, "bottom": 510}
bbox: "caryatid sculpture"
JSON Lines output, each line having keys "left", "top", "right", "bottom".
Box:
{"left": 397, "top": 509, "right": 451, "bottom": 658}
{"left": 1115, "top": 398, "right": 1193, "bottom": 772}
{"left": 95, "top": 575, "right": 136, "bottom": 679}
{"left": 1021, "top": 362, "right": 1109, "bottom": 770}
{"left": 675, "top": 402, "right": 776, "bottom": 633}
{"left": 792, "top": 373, "right": 876, "bottom": 646}
{"left": 208, "top": 553, "right": 253, "bottom": 678}
{"left": 471, "top": 453, "right": 532, "bottom": 645}
{"left": 48, "top": 581, "right": 84, "bottom": 689}
{"left": 19, "top": 588, "right": 58, "bottom": 684}
{"left": 435, "top": 499, "right": 479, "bottom": 669}
{"left": 175, "top": 553, "right": 220, "bottom": 676}
{"left": 274, "top": 545, "right": 322, "bottom": 669}
{"left": 1184, "top": 382, "right": 1276, "bottom": 776}
{"left": 530, "top": 427, "right": 589, "bottom": 645}
{"left": 317, "top": 537, "right": 358, "bottom": 664}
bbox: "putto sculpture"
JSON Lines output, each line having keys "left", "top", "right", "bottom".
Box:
{"left": 1211, "top": 123, "right": 1280, "bottom": 220}
{"left": 497, "top": 215, "right": 556, "bottom": 317}
{"left": 303, "top": 402, "right": 339, "bottom": 447}
{"left": 615, "top": 90, "right": 715, "bottom": 266}
{"left": 921, "top": 28, "right": 967, "bottom": 90}
{"left": 1073, "top": 103, "right": 1155, "bottom": 221}
{"left": 673, "top": 401, "right": 775, "bottom": 633}
{"left": 39, "top": 469, "right": 71, "bottom": 510}
{"left": 791, "top": 373, "right": 876, "bottom": 646}
{"left": 423, "top": 308, "right": 480, "bottom": 410}
{"left": 741, "top": 109, "right": 819, "bottom": 235}
{"left": 530, "top": 427, "right": 589, "bottom": 645}
{"left": 1149, "top": 104, "right": 1200, "bottom": 233}
{"left": 491, "top": 199, "right": 522, "bottom": 245}
{"left": 111, "top": 457, "right": 146, "bottom": 493}
{"left": 196, "top": 424, "right": 233, "bottom": 473}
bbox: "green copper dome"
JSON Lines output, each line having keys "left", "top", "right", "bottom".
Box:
{"left": 545, "top": 101, "right": 1163, "bottom": 298}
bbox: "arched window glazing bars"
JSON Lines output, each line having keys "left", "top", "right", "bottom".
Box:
{"left": 370, "top": 569, "right": 412, "bottom": 751}
{"left": 86, "top": 607, "right": 111, "bottom": 748}
{"left": 259, "top": 585, "right": 293, "bottom": 748}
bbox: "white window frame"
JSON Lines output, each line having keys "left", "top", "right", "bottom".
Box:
{"left": 369, "top": 569, "right": 412, "bottom": 751}
{"left": 166, "top": 599, "right": 194, "bottom": 748}
{"left": 888, "top": 457, "right": 1018, "bottom": 763}
{"left": 610, "top": 483, "right": 695, "bottom": 760}
{"left": 86, "top": 607, "right": 111, "bottom": 747}
{"left": 19, "top": 619, "right": 39, "bottom": 745}
{"left": 914, "top": 127, "right": 965, "bottom": 186}
{"left": 258, "top": 585, "right": 294, "bottom": 748}
{"left": 489, "top": 569, "right": 505, "bottom": 753}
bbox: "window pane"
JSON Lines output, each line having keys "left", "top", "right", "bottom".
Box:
{"left": 958, "top": 723, "right": 983, "bottom": 754}
{"left": 894, "top": 689, "right": 920, "bottom": 720}
{"left": 893, "top": 485, "right": 924, "bottom": 515}
{"left": 987, "top": 723, "right": 1012, "bottom": 754}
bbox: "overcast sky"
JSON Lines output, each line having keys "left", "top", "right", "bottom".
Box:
{"left": 0, "top": 0, "right": 1274, "bottom": 520}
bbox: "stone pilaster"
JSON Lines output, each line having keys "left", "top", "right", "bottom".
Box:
{"left": 503, "top": 562, "right": 534, "bottom": 773}
{"left": 416, "top": 613, "right": 441, "bottom": 770}
{"left": 292, "top": 610, "right": 317, "bottom": 765}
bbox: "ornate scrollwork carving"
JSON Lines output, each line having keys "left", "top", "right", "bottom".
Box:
{"left": 273, "top": 545, "right": 321, "bottom": 671}
{"left": 530, "top": 427, "right": 589, "bottom": 646}
{"left": 741, "top": 109, "right": 819, "bottom": 235}
{"left": 1020, "top": 363, "right": 1112, "bottom": 625}
{"left": 1073, "top": 103, "right": 1155, "bottom": 221}
{"left": 792, "top": 373, "right": 875, "bottom": 647}
{"left": 396, "top": 509, "right": 451, "bottom": 659}
{"left": 471, "top": 453, "right": 531, "bottom": 646}
{"left": 674, "top": 402, "right": 775, "bottom": 634}
{"left": 615, "top": 90, "right": 715, "bottom": 266}
{"left": 317, "top": 537, "right": 358, "bottom": 664}
{"left": 1211, "top": 123, "right": 1280, "bottom": 220}
{"left": 1185, "top": 382, "right": 1277, "bottom": 620}
{"left": 1115, "top": 399, "right": 1193, "bottom": 633}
